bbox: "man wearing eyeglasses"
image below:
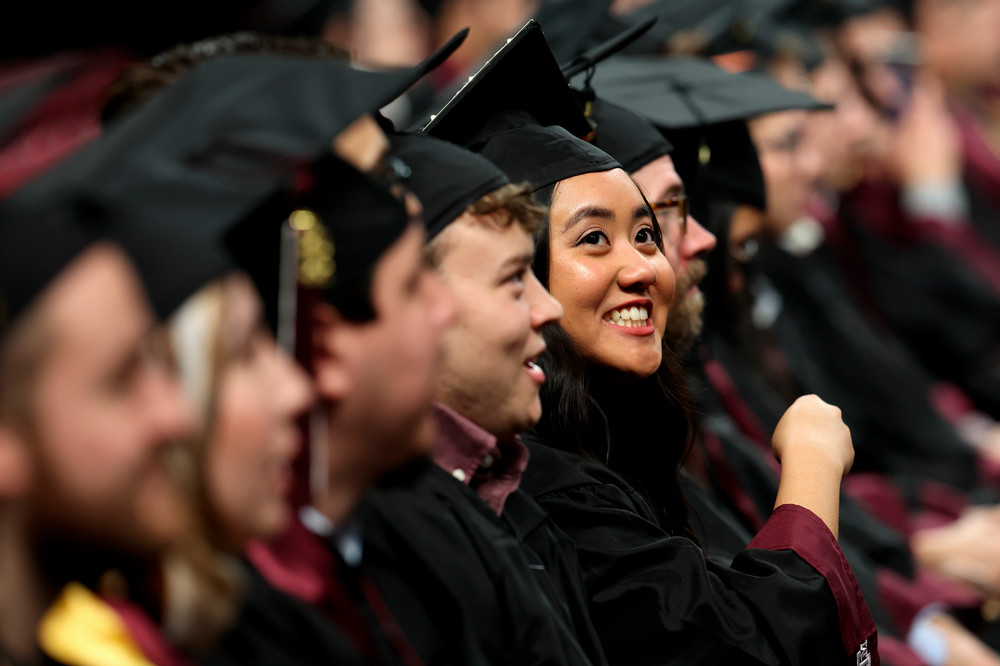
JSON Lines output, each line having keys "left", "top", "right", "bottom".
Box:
{"left": 631, "top": 154, "right": 717, "bottom": 351}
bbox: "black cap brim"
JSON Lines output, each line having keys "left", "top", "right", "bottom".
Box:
{"left": 7, "top": 33, "right": 468, "bottom": 321}
{"left": 581, "top": 55, "right": 831, "bottom": 130}
{"left": 389, "top": 133, "right": 509, "bottom": 239}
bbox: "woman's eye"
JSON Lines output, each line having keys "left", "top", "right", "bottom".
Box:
{"left": 635, "top": 227, "right": 656, "bottom": 244}
{"left": 578, "top": 230, "right": 608, "bottom": 246}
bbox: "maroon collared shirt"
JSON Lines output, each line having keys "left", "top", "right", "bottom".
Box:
{"left": 430, "top": 403, "right": 529, "bottom": 515}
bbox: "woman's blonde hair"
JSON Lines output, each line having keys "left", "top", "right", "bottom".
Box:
{"left": 157, "top": 277, "right": 245, "bottom": 654}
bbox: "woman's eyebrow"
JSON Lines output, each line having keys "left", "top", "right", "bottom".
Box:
{"left": 634, "top": 205, "right": 652, "bottom": 220}
{"left": 561, "top": 205, "right": 614, "bottom": 234}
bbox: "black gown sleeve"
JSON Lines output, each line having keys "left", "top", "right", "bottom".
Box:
{"left": 501, "top": 489, "right": 608, "bottom": 666}
{"left": 522, "top": 441, "right": 878, "bottom": 666}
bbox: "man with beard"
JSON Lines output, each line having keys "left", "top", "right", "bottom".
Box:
{"left": 0, "top": 213, "right": 194, "bottom": 665}
{"left": 586, "top": 93, "right": 954, "bottom": 662}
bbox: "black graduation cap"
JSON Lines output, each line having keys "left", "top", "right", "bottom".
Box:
{"left": 388, "top": 133, "right": 509, "bottom": 239}
{"left": 579, "top": 55, "right": 830, "bottom": 130}
{"left": 0, "top": 204, "right": 97, "bottom": 336}
{"left": 422, "top": 21, "right": 618, "bottom": 193}
{"left": 422, "top": 20, "right": 591, "bottom": 144}
{"left": 7, "top": 32, "right": 467, "bottom": 322}
{"left": 0, "top": 56, "right": 102, "bottom": 334}
{"left": 586, "top": 97, "right": 673, "bottom": 174}
{"left": 466, "top": 111, "right": 621, "bottom": 194}
{"left": 704, "top": 122, "right": 766, "bottom": 211}
{"left": 226, "top": 152, "right": 409, "bottom": 323}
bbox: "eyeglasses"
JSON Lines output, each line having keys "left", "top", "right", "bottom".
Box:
{"left": 650, "top": 193, "right": 688, "bottom": 236}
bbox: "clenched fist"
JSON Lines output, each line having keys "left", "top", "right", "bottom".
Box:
{"left": 772, "top": 395, "right": 855, "bottom": 478}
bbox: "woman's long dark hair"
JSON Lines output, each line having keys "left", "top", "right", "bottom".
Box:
{"left": 530, "top": 178, "right": 698, "bottom": 539}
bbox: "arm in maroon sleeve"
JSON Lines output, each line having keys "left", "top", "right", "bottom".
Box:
{"left": 750, "top": 503, "right": 878, "bottom": 664}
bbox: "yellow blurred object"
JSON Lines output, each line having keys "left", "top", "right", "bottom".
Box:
{"left": 37, "top": 582, "right": 153, "bottom": 666}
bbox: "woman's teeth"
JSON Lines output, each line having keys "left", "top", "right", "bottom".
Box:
{"left": 605, "top": 306, "right": 649, "bottom": 328}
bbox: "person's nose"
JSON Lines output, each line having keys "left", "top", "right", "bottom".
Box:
{"left": 526, "top": 270, "right": 563, "bottom": 330}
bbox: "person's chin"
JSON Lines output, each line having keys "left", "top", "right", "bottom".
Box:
{"left": 616, "top": 354, "right": 662, "bottom": 379}
{"left": 505, "top": 408, "right": 540, "bottom": 438}
{"left": 522, "top": 394, "right": 543, "bottom": 431}
{"left": 604, "top": 340, "right": 661, "bottom": 372}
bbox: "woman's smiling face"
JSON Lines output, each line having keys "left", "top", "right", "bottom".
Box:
{"left": 546, "top": 168, "right": 675, "bottom": 379}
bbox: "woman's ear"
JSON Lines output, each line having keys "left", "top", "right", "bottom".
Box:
{"left": 310, "top": 303, "right": 354, "bottom": 401}
{"left": 0, "top": 427, "right": 33, "bottom": 500}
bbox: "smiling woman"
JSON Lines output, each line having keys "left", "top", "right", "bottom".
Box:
{"left": 489, "top": 126, "right": 873, "bottom": 666}
{"left": 546, "top": 169, "right": 674, "bottom": 379}
{"left": 157, "top": 271, "right": 314, "bottom": 650}
{"left": 527, "top": 164, "right": 698, "bottom": 540}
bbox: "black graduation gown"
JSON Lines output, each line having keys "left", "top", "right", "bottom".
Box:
{"left": 720, "top": 240, "right": 982, "bottom": 493}
{"left": 498, "top": 489, "right": 607, "bottom": 666}
{"left": 198, "top": 563, "right": 364, "bottom": 666}
{"left": 519, "top": 434, "right": 879, "bottom": 666}
{"left": 837, "top": 187, "right": 1000, "bottom": 421}
{"left": 360, "top": 462, "right": 601, "bottom": 666}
